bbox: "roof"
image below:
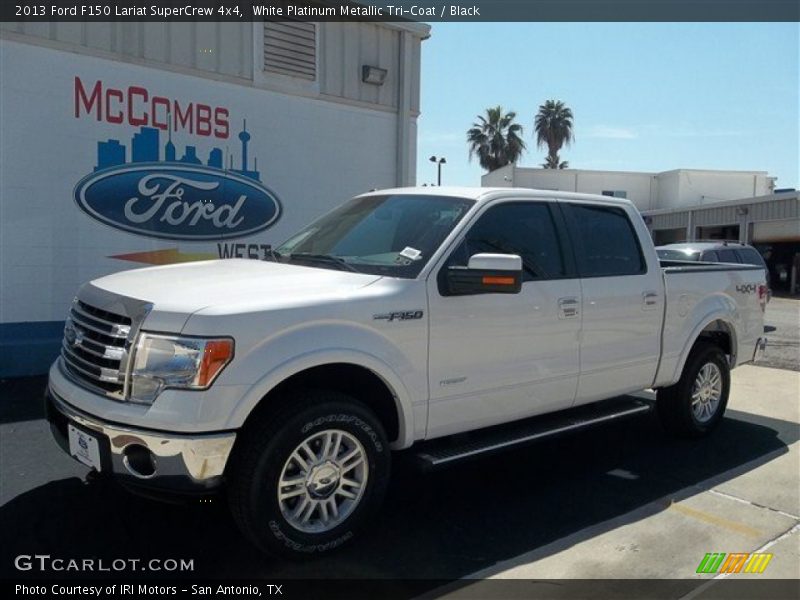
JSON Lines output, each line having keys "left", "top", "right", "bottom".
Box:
{"left": 359, "top": 186, "right": 637, "bottom": 207}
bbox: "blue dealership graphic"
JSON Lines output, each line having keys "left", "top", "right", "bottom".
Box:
{"left": 96, "top": 120, "right": 261, "bottom": 180}
{"left": 76, "top": 120, "right": 281, "bottom": 241}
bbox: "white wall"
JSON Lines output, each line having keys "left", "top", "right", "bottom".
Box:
{"left": 489, "top": 166, "right": 775, "bottom": 212}
{"left": 481, "top": 164, "right": 514, "bottom": 187}
{"left": 0, "top": 40, "right": 401, "bottom": 325}
{"left": 655, "top": 170, "right": 773, "bottom": 209}
{"left": 486, "top": 168, "right": 658, "bottom": 211}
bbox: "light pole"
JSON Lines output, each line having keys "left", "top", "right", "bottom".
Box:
{"left": 429, "top": 155, "right": 446, "bottom": 186}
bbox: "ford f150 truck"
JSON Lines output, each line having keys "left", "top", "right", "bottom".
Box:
{"left": 45, "top": 188, "right": 768, "bottom": 557}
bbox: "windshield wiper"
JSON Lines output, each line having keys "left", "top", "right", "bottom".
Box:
{"left": 263, "top": 246, "right": 284, "bottom": 262}
{"left": 288, "top": 253, "right": 362, "bottom": 273}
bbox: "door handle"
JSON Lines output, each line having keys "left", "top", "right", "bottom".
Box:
{"left": 643, "top": 291, "right": 659, "bottom": 309}
{"left": 558, "top": 297, "right": 580, "bottom": 319}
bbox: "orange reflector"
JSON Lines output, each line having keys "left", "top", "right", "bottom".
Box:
{"left": 482, "top": 276, "right": 516, "bottom": 285}
{"left": 198, "top": 339, "right": 234, "bottom": 386}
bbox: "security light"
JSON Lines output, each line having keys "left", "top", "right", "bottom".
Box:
{"left": 361, "top": 65, "right": 388, "bottom": 85}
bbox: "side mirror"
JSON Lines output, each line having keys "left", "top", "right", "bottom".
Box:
{"left": 445, "top": 253, "right": 523, "bottom": 296}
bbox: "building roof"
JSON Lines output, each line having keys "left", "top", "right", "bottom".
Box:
{"left": 642, "top": 190, "right": 800, "bottom": 216}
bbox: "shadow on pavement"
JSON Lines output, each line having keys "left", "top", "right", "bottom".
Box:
{"left": 0, "top": 376, "right": 46, "bottom": 425}
{"left": 1, "top": 406, "right": 797, "bottom": 585}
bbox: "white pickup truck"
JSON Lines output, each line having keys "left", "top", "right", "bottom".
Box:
{"left": 46, "top": 188, "right": 768, "bottom": 557}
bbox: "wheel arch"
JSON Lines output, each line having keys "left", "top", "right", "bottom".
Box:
{"left": 673, "top": 316, "right": 738, "bottom": 384}
{"left": 228, "top": 351, "right": 417, "bottom": 449}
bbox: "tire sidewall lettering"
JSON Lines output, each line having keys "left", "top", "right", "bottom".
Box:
{"left": 300, "top": 413, "right": 384, "bottom": 453}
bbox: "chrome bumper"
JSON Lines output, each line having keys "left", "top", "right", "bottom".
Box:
{"left": 45, "top": 386, "right": 236, "bottom": 493}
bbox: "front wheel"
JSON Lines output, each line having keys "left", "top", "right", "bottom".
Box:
{"left": 228, "top": 391, "right": 390, "bottom": 558}
{"left": 657, "top": 342, "right": 731, "bottom": 438}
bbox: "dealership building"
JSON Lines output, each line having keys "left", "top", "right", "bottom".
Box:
{"left": 484, "top": 164, "right": 800, "bottom": 291}
{"left": 0, "top": 20, "right": 430, "bottom": 376}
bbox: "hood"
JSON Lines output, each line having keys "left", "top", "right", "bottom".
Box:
{"left": 83, "top": 259, "right": 383, "bottom": 330}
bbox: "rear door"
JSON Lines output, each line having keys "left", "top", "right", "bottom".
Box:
{"left": 561, "top": 201, "right": 664, "bottom": 404}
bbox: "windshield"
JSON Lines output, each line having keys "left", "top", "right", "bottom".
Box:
{"left": 657, "top": 248, "right": 700, "bottom": 261}
{"left": 274, "top": 194, "right": 474, "bottom": 278}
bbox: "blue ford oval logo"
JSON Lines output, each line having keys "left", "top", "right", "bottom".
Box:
{"left": 74, "top": 163, "right": 282, "bottom": 241}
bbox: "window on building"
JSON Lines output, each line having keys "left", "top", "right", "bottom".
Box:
{"left": 264, "top": 18, "right": 317, "bottom": 80}
{"left": 601, "top": 190, "right": 628, "bottom": 199}
{"left": 564, "top": 204, "right": 645, "bottom": 277}
{"left": 447, "top": 202, "right": 566, "bottom": 281}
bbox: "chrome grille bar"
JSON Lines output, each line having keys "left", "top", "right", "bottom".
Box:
{"left": 69, "top": 307, "right": 130, "bottom": 339}
{"left": 62, "top": 342, "right": 121, "bottom": 383}
{"left": 61, "top": 299, "right": 133, "bottom": 397}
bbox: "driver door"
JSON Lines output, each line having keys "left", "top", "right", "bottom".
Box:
{"left": 425, "top": 200, "right": 582, "bottom": 439}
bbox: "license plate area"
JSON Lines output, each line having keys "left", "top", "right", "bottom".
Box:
{"left": 68, "top": 423, "right": 102, "bottom": 471}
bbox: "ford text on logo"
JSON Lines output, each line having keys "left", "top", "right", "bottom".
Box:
{"left": 74, "top": 122, "right": 281, "bottom": 241}
{"left": 75, "top": 165, "right": 281, "bottom": 240}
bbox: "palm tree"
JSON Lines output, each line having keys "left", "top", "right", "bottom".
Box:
{"left": 534, "top": 100, "right": 574, "bottom": 169}
{"left": 467, "top": 106, "right": 526, "bottom": 172}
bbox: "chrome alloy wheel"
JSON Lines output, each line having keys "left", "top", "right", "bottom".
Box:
{"left": 691, "top": 362, "right": 723, "bottom": 423}
{"left": 277, "top": 429, "right": 369, "bottom": 534}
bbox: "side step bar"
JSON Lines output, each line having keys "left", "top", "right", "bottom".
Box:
{"left": 415, "top": 397, "right": 653, "bottom": 468}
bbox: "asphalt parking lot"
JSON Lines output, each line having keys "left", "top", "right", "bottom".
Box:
{"left": 1, "top": 301, "right": 798, "bottom": 594}
{"left": 760, "top": 296, "right": 800, "bottom": 372}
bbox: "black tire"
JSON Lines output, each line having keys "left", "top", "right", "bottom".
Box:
{"left": 227, "top": 390, "right": 390, "bottom": 558}
{"left": 657, "top": 342, "right": 730, "bottom": 438}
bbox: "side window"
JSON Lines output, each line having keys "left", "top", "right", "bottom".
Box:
{"left": 564, "top": 204, "right": 645, "bottom": 277}
{"left": 703, "top": 250, "right": 719, "bottom": 262}
{"left": 717, "top": 248, "right": 740, "bottom": 263}
{"left": 447, "top": 202, "right": 566, "bottom": 281}
{"left": 736, "top": 248, "right": 765, "bottom": 267}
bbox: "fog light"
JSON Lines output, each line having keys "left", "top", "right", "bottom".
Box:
{"left": 123, "top": 444, "right": 156, "bottom": 478}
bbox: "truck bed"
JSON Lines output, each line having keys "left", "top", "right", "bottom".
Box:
{"left": 654, "top": 260, "right": 766, "bottom": 388}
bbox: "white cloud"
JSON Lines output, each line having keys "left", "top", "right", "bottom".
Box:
{"left": 643, "top": 124, "right": 747, "bottom": 138}
{"left": 585, "top": 125, "right": 638, "bottom": 140}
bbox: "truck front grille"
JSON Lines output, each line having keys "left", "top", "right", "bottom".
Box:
{"left": 61, "top": 300, "right": 133, "bottom": 398}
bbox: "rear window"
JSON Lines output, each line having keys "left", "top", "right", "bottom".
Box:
{"left": 736, "top": 247, "right": 766, "bottom": 267}
{"left": 658, "top": 249, "right": 700, "bottom": 261}
{"left": 564, "top": 204, "right": 645, "bottom": 277}
{"left": 701, "top": 250, "right": 719, "bottom": 262}
{"left": 717, "top": 248, "right": 741, "bottom": 263}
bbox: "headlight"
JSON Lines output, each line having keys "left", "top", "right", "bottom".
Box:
{"left": 129, "top": 333, "right": 234, "bottom": 404}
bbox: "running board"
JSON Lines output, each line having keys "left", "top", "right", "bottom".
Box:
{"left": 415, "top": 397, "right": 653, "bottom": 468}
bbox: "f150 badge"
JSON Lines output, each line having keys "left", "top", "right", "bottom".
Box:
{"left": 373, "top": 310, "right": 424, "bottom": 322}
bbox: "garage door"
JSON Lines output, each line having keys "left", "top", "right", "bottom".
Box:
{"left": 752, "top": 219, "right": 800, "bottom": 243}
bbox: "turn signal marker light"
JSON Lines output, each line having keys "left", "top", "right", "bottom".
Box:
{"left": 198, "top": 339, "right": 234, "bottom": 386}
{"left": 482, "top": 276, "right": 516, "bottom": 286}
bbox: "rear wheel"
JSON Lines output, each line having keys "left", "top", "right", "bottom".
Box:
{"left": 228, "top": 391, "right": 390, "bottom": 558}
{"left": 657, "top": 342, "right": 730, "bottom": 438}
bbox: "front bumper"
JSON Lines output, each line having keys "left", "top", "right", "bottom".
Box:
{"left": 45, "top": 386, "right": 236, "bottom": 494}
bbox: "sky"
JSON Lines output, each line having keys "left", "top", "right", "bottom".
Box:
{"left": 414, "top": 23, "right": 799, "bottom": 189}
